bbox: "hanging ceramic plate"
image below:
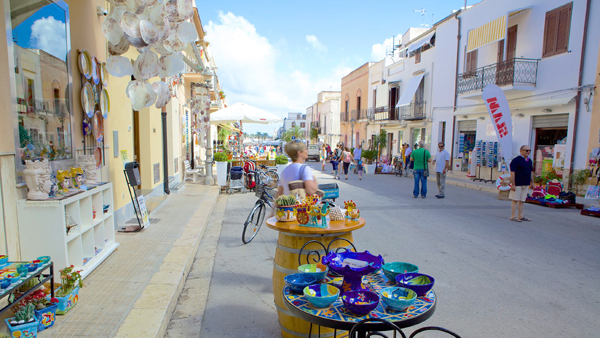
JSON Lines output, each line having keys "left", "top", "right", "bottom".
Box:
{"left": 80, "top": 82, "right": 94, "bottom": 118}
{"left": 92, "top": 111, "right": 104, "bottom": 143}
{"left": 95, "top": 147, "right": 102, "bottom": 168}
{"left": 78, "top": 50, "right": 92, "bottom": 79}
{"left": 101, "top": 62, "right": 109, "bottom": 87}
{"left": 91, "top": 56, "right": 101, "bottom": 85}
{"left": 100, "top": 89, "right": 110, "bottom": 119}
{"left": 83, "top": 118, "right": 92, "bottom": 135}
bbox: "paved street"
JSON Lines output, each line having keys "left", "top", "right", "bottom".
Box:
{"left": 196, "top": 163, "right": 600, "bottom": 337}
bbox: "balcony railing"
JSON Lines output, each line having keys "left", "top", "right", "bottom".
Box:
{"left": 357, "top": 109, "right": 367, "bottom": 120}
{"left": 457, "top": 58, "right": 539, "bottom": 95}
{"left": 374, "top": 106, "right": 393, "bottom": 121}
{"left": 399, "top": 101, "right": 426, "bottom": 120}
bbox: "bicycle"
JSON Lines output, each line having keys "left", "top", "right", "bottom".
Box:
{"left": 242, "top": 171, "right": 275, "bottom": 244}
{"left": 247, "top": 160, "right": 279, "bottom": 190}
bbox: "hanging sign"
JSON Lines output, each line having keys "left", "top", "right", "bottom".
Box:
{"left": 482, "top": 84, "right": 513, "bottom": 165}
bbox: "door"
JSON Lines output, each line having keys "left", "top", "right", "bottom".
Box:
{"left": 133, "top": 110, "right": 141, "bottom": 189}
{"left": 389, "top": 87, "right": 398, "bottom": 120}
{"left": 387, "top": 133, "right": 393, "bottom": 158}
{"left": 502, "top": 25, "right": 518, "bottom": 85}
{"left": 496, "top": 39, "right": 505, "bottom": 84}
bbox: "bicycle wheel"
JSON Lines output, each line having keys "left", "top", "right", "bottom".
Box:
{"left": 263, "top": 170, "right": 279, "bottom": 189}
{"left": 242, "top": 202, "right": 265, "bottom": 244}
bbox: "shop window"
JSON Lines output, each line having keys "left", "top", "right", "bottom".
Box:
{"left": 11, "top": 0, "right": 73, "bottom": 182}
{"left": 300, "top": 122, "right": 305, "bottom": 128}
{"left": 542, "top": 2, "right": 572, "bottom": 58}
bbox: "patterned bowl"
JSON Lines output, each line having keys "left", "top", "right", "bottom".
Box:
{"left": 382, "top": 262, "right": 419, "bottom": 282}
{"left": 16, "top": 265, "right": 28, "bottom": 277}
{"left": 298, "top": 263, "right": 329, "bottom": 282}
{"left": 275, "top": 206, "right": 296, "bottom": 222}
{"left": 285, "top": 273, "right": 317, "bottom": 294}
{"left": 380, "top": 287, "right": 417, "bottom": 311}
{"left": 6, "top": 273, "right": 20, "bottom": 284}
{"left": 0, "top": 255, "right": 7, "bottom": 265}
{"left": 303, "top": 284, "right": 339, "bottom": 308}
{"left": 1, "top": 279, "right": 10, "bottom": 289}
{"left": 395, "top": 273, "right": 435, "bottom": 297}
{"left": 37, "top": 256, "right": 51, "bottom": 264}
{"left": 342, "top": 290, "right": 379, "bottom": 316}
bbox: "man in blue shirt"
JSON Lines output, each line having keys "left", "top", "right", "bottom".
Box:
{"left": 509, "top": 145, "right": 534, "bottom": 222}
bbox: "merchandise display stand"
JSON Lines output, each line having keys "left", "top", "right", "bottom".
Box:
{"left": 119, "top": 169, "right": 144, "bottom": 233}
{"left": 0, "top": 262, "right": 54, "bottom": 316}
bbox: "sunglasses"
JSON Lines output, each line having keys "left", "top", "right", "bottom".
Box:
{"left": 438, "top": 145, "right": 444, "bottom": 147}
{"left": 523, "top": 149, "right": 531, "bottom": 152}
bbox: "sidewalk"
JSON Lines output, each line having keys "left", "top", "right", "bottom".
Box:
{"left": 39, "top": 182, "right": 219, "bottom": 338}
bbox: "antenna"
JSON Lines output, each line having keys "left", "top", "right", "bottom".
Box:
{"left": 414, "top": 8, "right": 428, "bottom": 27}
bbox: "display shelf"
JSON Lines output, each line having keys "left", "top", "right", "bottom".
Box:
{"left": 17, "top": 183, "right": 118, "bottom": 282}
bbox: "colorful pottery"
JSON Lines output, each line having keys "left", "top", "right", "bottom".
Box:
{"left": 342, "top": 290, "right": 379, "bottom": 315}
{"left": 94, "top": 147, "right": 102, "bottom": 168}
{"left": 381, "top": 262, "right": 419, "bottom": 282}
{"left": 297, "top": 263, "right": 328, "bottom": 282}
{"left": 35, "top": 303, "right": 57, "bottom": 331}
{"left": 37, "top": 256, "right": 51, "bottom": 264}
{"left": 284, "top": 273, "right": 317, "bottom": 294}
{"left": 100, "top": 88, "right": 110, "bottom": 119}
{"left": 52, "top": 286, "right": 79, "bottom": 315}
{"left": 303, "top": 284, "right": 339, "bottom": 308}
{"left": 1, "top": 279, "right": 10, "bottom": 289}
{"left": 322, "top": 250, "right": 383, "bottom": 294}
{"left": 101, "top": 62, "right": 109, "bottom": 87}
{"left": 82, "top": 118, "right": 92, "bottom": 135}
{"left": 92, "top": 111, "right": 104, "bottom": 143}
{"left": 78, "top": 50, "right": 92, "bottom": 79}
{"left": 275, "top": 206, "right": 296, "bottom": 222}
{"left": 81, "top": 82, "right": 94, "bottom": 118}
{"left": 380, "top": 287, "right": 417, "bottom": 311}
{"left": 91, "top": 56, "right": 101, "bottom": 85}
{"left": 395, "top": 273, "right": 435, "bottom": 297}
{"left": 0, "top": 255, "right": 7, "bottom": 265}
{"left": 5, "top": 317, "right": 39, "bottom": 338}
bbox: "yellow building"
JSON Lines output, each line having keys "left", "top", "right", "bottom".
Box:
{"left": 340, "top": 63, "right": 372, "bottom": 149}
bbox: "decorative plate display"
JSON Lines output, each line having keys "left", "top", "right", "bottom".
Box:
{"left": 101, "top": 62, "right": 109, "bottom": 87}
{"left": 80, "top": 82, "right": 94, "bottom": 118}
{"left": 92, "top": 111, "right": 104, "bottom": 143}
{"left": 100, "top": 89, "right": 110, "bottom": 119}
{"left": 78, "top": 50, "right": 92, "bottom": 79}
{"left": 94, "top": 147, "right": 102, "bottom": 168}
{"left": 82, "top": 118, "right": 92, "bottom": 135}
{"left": 91, "top": 56, "right": 100, "bottom": 85}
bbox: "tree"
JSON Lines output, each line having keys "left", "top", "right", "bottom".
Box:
{"left": 374, "top": 129, "right": 387, "bottom": 163}
{"left": 310, "top": 127, "right": 319, "bottom": 143}
{"left": 282, "top": 125, "right": 305, "bottom": 142}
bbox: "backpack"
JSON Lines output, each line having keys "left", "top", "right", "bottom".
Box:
{"left": 531, "top": 186, "right": 547, "bottom": 198}
{"left": 343, "top": 151, "right": 352, "bottom": 163}
{"left": 546, "top": 181, "right": 563, "bottom": 196}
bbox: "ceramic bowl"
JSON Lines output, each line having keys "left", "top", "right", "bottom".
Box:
{"left": 303, "top": 284, "right": 339, "bottom": 308}
{"left": 275, "top": 206, "right": 296, "bottom": 222}
{"left": 0, "top": 255, "right": 7, "bottom": 265}
{"left": 0, "top": 279, "right": 10, "bottom": 289}
{"left": 285, "top": 273, "right": 317, "bottom": 294}
{"left": 298, "top": 263, "right": 329, "bottom": 281}
{"left": 37, "top": 256, "right": 51, "bottom": 264}
{"left": 27, "top": 263, "right": 38, "bottom": 272}
{"left": 382, "top": 262, "right": 419, "bottom": 282}
{"left": 6, "top": 273, "right": 20, "bottom": 284}
{"left": 342, "top": 290, "right": 379, "bottom": 316}
{"left": 395, "top": 273, "right": 435, "bottom": 297}
{"left": 380, "top": 287, "right": 417, "bottom": 311}
{"left": 16, "top": 265, "right": 28, "bottom": 277}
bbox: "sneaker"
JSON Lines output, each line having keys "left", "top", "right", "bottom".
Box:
{"left": 421, "top": 196, "right": 426, "bottom": 198}
{"left": 436, "top": 195, "right": 445, "bottom": 199}
{"left": 413, "top": 195, "right": 418, "bottom": 198}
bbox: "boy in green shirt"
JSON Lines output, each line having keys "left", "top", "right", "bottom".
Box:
{"left": 410, "top": 140, "right": 432, "bottom": 198}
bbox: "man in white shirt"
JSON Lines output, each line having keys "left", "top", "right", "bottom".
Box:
{"left": 404, "top": 144, "right": 412, "bottom": 170}
{"left": 432, "top": 142, "right": 450, "bottom": 199}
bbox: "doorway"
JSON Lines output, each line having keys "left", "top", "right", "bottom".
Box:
{"left": 132, "top": 110, "right": 141, "bottom": 188}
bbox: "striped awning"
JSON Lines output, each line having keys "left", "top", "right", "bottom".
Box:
{"left": 466, "top": 16, "right": 506, "bottom": 52}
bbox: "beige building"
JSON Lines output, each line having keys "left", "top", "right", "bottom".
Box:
{"left": 341, "top": 62, "right": 372, "bottom": 149}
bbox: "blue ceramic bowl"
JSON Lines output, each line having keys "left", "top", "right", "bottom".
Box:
{"left": 0, "top": 279, "right": 10, "bottom": 289}
{"left": 285, "top": 273, "right": 317, "bottom": 294}
{"left": 16, "top": 265, "right": 28, "bottom": 277}
{"left": 382, "top": 262, "right": 419, "bottom": 282}
{"left": 37, "top": 256, "right": 51, "bottom": 264}
{"left": 395, "top": 273, "right": 435, "bottom": 297}
{"left": 6, "top": 274, "right": 20, "bottom": 284}
{"left": 342, "top": 290, "right": 379, "bottom": 316}
{"left": 0, "top": 255, "right": 7, "bottom": 266}
{"left": 27, "top": 264, "right": 37, "bottom": 272}
{"left": 298, "top": 263, "right": 329, "bottom": 281}
{"left": 303, "top": 284, "right": 339, "bottom": 308}
{"left": 380, "top": 287, "right": 417, "bottom": 311}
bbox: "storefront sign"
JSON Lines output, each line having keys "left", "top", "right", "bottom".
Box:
{"left": 482, "top": 84, "right": 513, "bottom": 165}
{"left": 136, "top": 195, "right": 150, "bottom": 228}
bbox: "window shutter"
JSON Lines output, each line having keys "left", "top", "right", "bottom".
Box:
{"left": 556, "top": 5, "right": 572, "bottom": 54}
{"left": 466, "top": 50, "right": 477, "bottom": 73}
{"left": 415, "top": 52, "right": 421, "bottom": 64}
{"left": 543, "top": 11, "right": 558, "bottom": 57}
{"left": 465, "top": 51, "right": 472, "bottom": 73}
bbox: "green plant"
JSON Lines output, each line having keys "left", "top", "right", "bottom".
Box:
{"left": 541, "top": 170, "right": 560, "bottom": 185}
{"left": 13, "top": 303, "right": 35, "bottom": 324}
{"left": 568, "top": 169, "right": 591, "bottom": 195}
{"left": 56, "top": 265, "right": 83, "bottom": 297}
{"left": 275, "top": 195, "right": 297, "bottom": 206}
{"left": 218, "top": 127, "right": 231, "bottom": 143}
{"left": 310, "top": 127, "right": 319, "bottom": 142}
{"left": 534, "top": 176, "right": 543, "bottom": 184}
{"left": 362, "top": 150, "right": 377, "bottom": 164}
{"left": 282, "top": 125, "right": 305, "bottom": 142}
{"left": 213, "top": 151, "right": 228, "bottom": 162}
{"left": 276, "top": 155, "right": 288, "bottom": 165}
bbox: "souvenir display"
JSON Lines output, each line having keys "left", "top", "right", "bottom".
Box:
{"left": 56, "top": 170, "right": 71, "bottom": 194}
{"left": 92, "top": 111, "right": 104, "bottom": 143}
{"left": 91, "top": 56, "right": 100, "bottom": 85}
{"left": 23, "top": 159, "right": 52, "bottom": 200}
{"left": 78, "top": 50, "right": 92, "bottom": 79}
{"left": 100, "top": 89, "right": 110, "bottom": 119}
{"left": 70, "top": 168, "right": 84, "bottom": 189}
{"left": 344, "top": 200, "right": 360, "bottom": 220}
{"left": 94, "top": 147, "right": 102, "bottom": 169}
{"left": 83, "top": 118, "right": 92, "bottom": 135}
{"left": 101, "top": 62, "right": 109, "bottom": 87}
{"left": 80, "top": 83, "right": 94, "bottom": 118}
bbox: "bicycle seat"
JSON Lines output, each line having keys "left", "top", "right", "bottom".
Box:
{"left": 259, "top": 165, "right": 268, "bottom": 169}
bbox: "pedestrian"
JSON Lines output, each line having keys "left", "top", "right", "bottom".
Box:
{"left": 321, "top": 144, "right": 327, "bottom": 171}
{"left": 432, "top": 142, "right": 450, "bottom": 199}
{"left": 276, "top": 140, "right": 318, "bottom": 198}
{"left": 509, "top": 145, "right": 534, "bottom": 222}
{"left": 332, "top": 144, "right": 343, "bottom": 175}
{"left": 410, "top": 140, "right": 431, "bottom": 198}
{"left": 342, "top": 147, "right": 352, "bottom": 180}
{"left": 404, "top": 143, "right": 412, "bottom": 171}
{"left": 357, "top": 159, "right": 364, "bottom": 180}
{"left": 353, "top": 144, "right": 362, "bottom": 166}
{"left": 331, "top": 156, "right": 340, "bottom": 179}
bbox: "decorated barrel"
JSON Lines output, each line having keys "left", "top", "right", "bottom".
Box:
{"left": 266, "top": 217, "right": 365, "bottom": 338}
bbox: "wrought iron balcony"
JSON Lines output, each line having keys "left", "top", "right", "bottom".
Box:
{"left": 374, "top": 106, "right": 394, "bottom": 121}
{"left": 399, "top": 101, "right": 426, "bottom": 120}
{"left": 357, "top": 109, "right": 367, "bottom": 120}
{"left": 457, "top": 58, "right": 539, "bottom": 95}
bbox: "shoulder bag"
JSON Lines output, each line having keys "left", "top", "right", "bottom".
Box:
{"left": 288, "top": 165, "right": 323, "bottom": 199}
{"left": 422, "top": 150, "right": 429, "bottom": 177}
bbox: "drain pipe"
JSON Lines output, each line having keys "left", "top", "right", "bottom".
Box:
{"left": 162, "top": 102, "right": 170, "bottom": 195}
{"left": 450, "top": 10, "right": 462, "bottom": 169}
{"left": 568, "top": 0, "right": 590, "bottom": 189}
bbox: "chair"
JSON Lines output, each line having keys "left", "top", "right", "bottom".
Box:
{"left": 183, "top": 160, "right": 200, "bottom": 182}
{"left": 409, "top": 327, "right": 462, "bottom": 338}
{"left": 349, "top": 318, "right": 407, "bottom": 338}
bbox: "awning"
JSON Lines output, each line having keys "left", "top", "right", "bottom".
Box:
{"left": 407, "top": 32, "right": 435, "bottom": 54}
{"left": 508, "top": 7, "right": 531, "bottom": 19}
{"left": 396, "top": 74, "right": 424, "bottom": 107}
{"left": 455, "top": 93, "right": 576, "bottom": 113}
{"left": 218, "top": 123, "right": 240, "bottom": 133}
{"left": 466, "top": 16, "right": 506, "bottom": 52}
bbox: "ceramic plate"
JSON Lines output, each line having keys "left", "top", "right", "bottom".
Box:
{"left": 81, "top": 82, "right": 94, "bottom": 118}
{"left": 100, "top": 89, "right": 110, "bottom": 119}
{"left": 91, "top": 56, "right": 100, "bottom": 85}
{"left": 83, "top": 118, "right": 92, "bottom": 135}
{"left": 95, "top": 147, "right": 102, "bottom": 168}
{"left": 101, "top": 62, "right": 109, "bottom": 87}
{"left": 78, "top": 50, "right": 92, "bottom": 79}
{"left": 92, "top": 111, "right": 104, "bottom": 143}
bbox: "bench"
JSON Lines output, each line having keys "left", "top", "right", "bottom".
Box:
{"left": 184, "top": 160, "right": 200, "bottom": 182}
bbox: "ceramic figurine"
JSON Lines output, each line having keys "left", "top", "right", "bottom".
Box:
{"left": 70, "top": 167, "right": 84, "bottom": 188}
{"left": 344, "top": 200, "right": 360, "bottom": 220}
{"left": 56, "top": 170, "right": 71, "bottom": 194}
{"left": 23, "top": 159, "right": 52, "bottom": 200}
{"left": 78, "top": 155, "right": 98, "bottom": 185}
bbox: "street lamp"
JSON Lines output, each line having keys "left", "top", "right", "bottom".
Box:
{"left": 201, "top": 68, "right": 215, "bottom": 185}
{"left": 350, "top": 118, "right": 356, "bottom": 148}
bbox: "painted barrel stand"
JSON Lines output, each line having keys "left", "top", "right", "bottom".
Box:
{"left": 266, "top": 217, "right": 366, "bottom": 338}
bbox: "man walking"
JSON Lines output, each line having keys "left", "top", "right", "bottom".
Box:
{"left": 432, "top": 142, "right": 450, "bottom": 199}
{"left": 510, "top": 145, "right": 534, "bottom": 222}
{"left": 410, "top": 140, "right": 431, "bottom": 198}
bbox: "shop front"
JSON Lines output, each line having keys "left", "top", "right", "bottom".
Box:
{"left": 454, "top": 120, "right": 477, "bottom": 172}
{"left": 531, "top": 114, "right": 569, "bottom": 177}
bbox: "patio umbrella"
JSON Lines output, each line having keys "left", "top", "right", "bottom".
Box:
{"left": 210, "top": 102, "right": 283, "bottom": 124}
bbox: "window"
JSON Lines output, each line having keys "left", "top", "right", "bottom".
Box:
{"left": 415, "top": 51, "right": 421, "bottom": 64}
{"left": 300, "top": 122, "right": 306, "bottom": 128}
{"left": 543, "top": 2, "right": 572, "bottom": 58}
{"left": 465, "top": 50, "right": 478, "bottom": 74}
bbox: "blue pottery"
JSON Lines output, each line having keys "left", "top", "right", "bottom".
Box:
{"left": 382, "top": 262, "right": 419, "bottom": 282}
{"left": 1, "top": 279, "right": 10, "bottom": 289}
{"left": 380, "top": 287, "right": 417, "bottom": 311}
{"left": 341, "top": 290, "right": 379, "bottom": 316}
{"left": 303, "top": 283, "right": 339, "bottom": 308}
{"left": 5, "top": 317, "right": 38, "bottom": 338}
{"left": 0, "top": 255, "right": 7, "bottom": 265}
{"left": 395, "top": 273, "right": 435, "bottom": 297}
{"left": 17, "top": 265, "right": 28, "bottom": 277}
{"left": 35, "top": 303, "right": 57, "bottom": 331}
{"left": 6, "top": 273, "right": 20, "bottom": 284}
{"left": 37, "top": 256, "right": 51, "bottom": 264}
{"left": 285, "top": 273, "right": 317, "bottom": 294}
{"left": 27, "top": 264, "right": 38, "bottom": 272}
{"left": 297, "top": 263, "right": 328, "bottom": 281}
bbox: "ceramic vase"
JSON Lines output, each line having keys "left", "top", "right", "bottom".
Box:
{"left": 23, "top": 159, "right": 52, "bottom": 200}
{"left": 52, "top": 286, "right": 79, "bottom": 315}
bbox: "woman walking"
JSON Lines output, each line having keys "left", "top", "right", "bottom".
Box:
{"left": 321, "top": 144, "right": 327, "bottom": 171}
{"left": 342, "top": 147, "right": 352, "bottom": 180}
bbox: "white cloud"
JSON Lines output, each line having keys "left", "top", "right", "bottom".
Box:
{"left": 306, "top": 35, "right": 326, "bottom": 52}
{"left": 30, "top": 16, "right": 66, "bottom": 60}
{"left": 371, "top": 35, "right": 402, "bottom": 61}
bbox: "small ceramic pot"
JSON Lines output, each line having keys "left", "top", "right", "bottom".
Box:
{"left": 16, "top": 265, "right": 28, "bottom": 277}
{"left": 275, "top": 206, "right": 296, "bottom": 222}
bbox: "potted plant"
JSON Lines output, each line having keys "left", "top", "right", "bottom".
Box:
{"left": 30, "top": 289, "right": 59, "bottom": 331}
{"left": 276, "top": 155, "right": 289, "bottom": 173}
{"left": 213, "top": 151, "right": 229, "bottom": 186}
{"left": 533, "top": 176, "right": 543, "bottom": 186}
{"left": 275, "top": 195, "right": 297, "bottom": 222}
{"left": 53, "top": 265, "right": 83, "bottom": 315}
{"left": 6, "top": 302, "right": 39, "bottom": 337}
{"left": 361, "top": 150, "right": 377, "bottom": 175}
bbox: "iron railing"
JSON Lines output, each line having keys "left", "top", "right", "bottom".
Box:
{"left": 457, "top": 58, "right": 539, "bottom": 95}
{"left": 374, "top": 106, "right": 392, "bottom": 121}
{"left": 357, "top": 109, "right": 367, "bottom": 120}
{"left": 399, "top": 101, "right": 427, "bottom": 120}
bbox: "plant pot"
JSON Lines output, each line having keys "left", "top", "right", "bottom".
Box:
{"left": 35, "top": 303, "right": 57, "bottom": 331}
{"left": 215, "top": 161, "right": 228, "bottom": 186}
{"left": 51, "top": 286, "right": 79, "bottom": 315}
{"left": 275, "top": 206, "right": 296, "bottom": 222}
{"left": 5, "top": 316, "right": 39, "bottom": 338}
{"left": 365, "top": 163, "right": 376, "bottom": 175}
{"left": 276, "top": 164, "right": 288, "bottom": 174}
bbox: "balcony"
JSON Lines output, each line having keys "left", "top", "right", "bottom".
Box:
{"left": 399, "top": 101, "right": 426, "bottom": 120}
{"left": 457, "top": 58, "right": 539, "bottom": 97}
{"left": 357, "top": 109, "right": 367, "bottom": 120}
{"left": 373, "top": 106, "right": 394, "bottom": 121}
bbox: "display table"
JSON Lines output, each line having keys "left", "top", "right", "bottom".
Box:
{"left": 283, "top": 270, "right": 436, "bottom": 336}
{"left": 0, "top": 262, "right": 54, "bottom": 316}
{"left": 266, "top": 217, "right": 366, "bottom": 338}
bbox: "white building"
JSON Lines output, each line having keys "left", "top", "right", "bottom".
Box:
{"left": 281, "top": 112, "right": 306, "bottom": 138}
{"left": 306, "top": 91, "right": 341, "bottom": 146}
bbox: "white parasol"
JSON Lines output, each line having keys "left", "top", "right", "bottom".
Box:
{"left": 210, "top": 102, "right": 283, "bottom": 124}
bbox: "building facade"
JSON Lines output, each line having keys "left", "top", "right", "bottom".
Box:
{"left": 341, "top": 63, "right": 372, "bottom": 149}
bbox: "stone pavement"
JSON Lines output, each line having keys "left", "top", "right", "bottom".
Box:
{"left": 38, "top": 183, "right": 219, "bottom": 338}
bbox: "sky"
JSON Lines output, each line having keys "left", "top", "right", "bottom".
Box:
{"left": 197, "top": 0, "right": 480, "bottom": 136}
{"left": 13, "top": 4, "right": 67, "bottom": 60}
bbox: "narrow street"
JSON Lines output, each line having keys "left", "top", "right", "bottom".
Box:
{"left": 187, "top": 163, "right": 600, "bottom": 338}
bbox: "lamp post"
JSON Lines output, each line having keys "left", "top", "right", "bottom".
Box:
{"left": 200, "top": 73, "right": 215, "bottom": 185}
{"left": 350, "top": 118, "right": 356, "bottom": 148}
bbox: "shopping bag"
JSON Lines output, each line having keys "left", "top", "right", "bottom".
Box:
{"left": 584, "top": 185, "right": 600, "bottom": 200}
